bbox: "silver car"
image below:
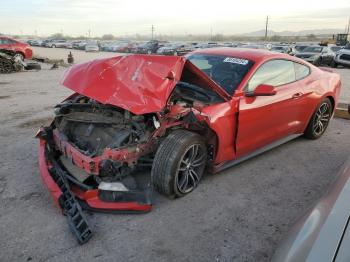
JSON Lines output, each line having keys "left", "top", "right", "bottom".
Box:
{"left": 272, "top": 157, "right": 350, "bottom": 262}
{"left": 332, "top": 45, "right": 350, "bottom": 68}
{"left": 85, "top": 42, "right": 99, "bottom": 52}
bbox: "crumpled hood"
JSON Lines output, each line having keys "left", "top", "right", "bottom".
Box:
{"left": 61, "top": 54, "right": 228, "bottom": 114}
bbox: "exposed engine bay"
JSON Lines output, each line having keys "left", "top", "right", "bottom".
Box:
{"left": 52, "top": 81, "right": 221, "bottom": 181}
{"left": 54, "top": 95, "right": 155, "bottom": 158}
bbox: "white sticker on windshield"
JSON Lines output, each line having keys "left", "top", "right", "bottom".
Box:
{"left": 223, "top": 57, "right": 249, "bottom": 65}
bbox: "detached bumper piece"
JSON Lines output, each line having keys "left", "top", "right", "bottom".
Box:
{"left": 50, "top": 162, "right": 92, "bottom": 244}
{"left": 37, "top": 127, "right": 153, "bottom": 244}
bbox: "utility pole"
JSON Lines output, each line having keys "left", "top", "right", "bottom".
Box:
{"left": 346, "top": 18, "right": 350, "bottom": 35}
{"left": 264, "top": 16, "right": 269, "bottom": 41}
{"left": 151, "top": 25, "right": 155, "bottom": 40}
{"left": 88, "top": 29, "right": 91, "bottom": 39}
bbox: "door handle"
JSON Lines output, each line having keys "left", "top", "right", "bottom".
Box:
{"left": 292, "top": 92, "right": 303, "bottom": 99}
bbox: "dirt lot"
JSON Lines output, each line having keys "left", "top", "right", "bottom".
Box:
{"left": 0, "top": 50, "right": 350, "bottom": 262}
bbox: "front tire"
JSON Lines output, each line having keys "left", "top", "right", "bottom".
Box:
{"left": 303, "top": 98, "right": 332, "bottom": 139}
{"left": 151, "top": 130, "right": 207, "bottom": 198}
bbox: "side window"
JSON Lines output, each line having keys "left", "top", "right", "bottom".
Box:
{"left": 246, "top": 60, "right": 295, "bottom": 92}
{"left": 294, "top": 63, "right": 310, "bottom": 80}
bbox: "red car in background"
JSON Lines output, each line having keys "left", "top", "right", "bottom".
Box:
{"left": 36, "top": 48, "right": 341, "bottom": 243}
{"left": 0, "top": 36, "right": 33, "bottom": 60}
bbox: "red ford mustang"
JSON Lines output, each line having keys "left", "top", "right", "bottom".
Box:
{"left": 37, "top": 48, "right": 341, "bottom": 243}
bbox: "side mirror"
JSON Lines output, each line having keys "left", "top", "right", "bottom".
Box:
{"left": 245, "top": 84, "right": 277, "bottom": 97}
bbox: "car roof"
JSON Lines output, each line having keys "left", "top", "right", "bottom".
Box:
{"left": 190, "top": 47, "right": 292, "bottom": 63}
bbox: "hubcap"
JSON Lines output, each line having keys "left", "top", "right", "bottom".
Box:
{"left": 313, "top": 102, "right": 330, "bottom": 136}
{"left": 176, "top": 144, "right": 206, "bottom": 194}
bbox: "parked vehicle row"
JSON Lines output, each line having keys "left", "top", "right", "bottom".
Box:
{"left": 3, "top": 35, "right": 348, "bottom": 68}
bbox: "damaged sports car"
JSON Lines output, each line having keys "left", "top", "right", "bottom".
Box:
{"left": 37, "top": 48, "right": 341, "bottom": 243}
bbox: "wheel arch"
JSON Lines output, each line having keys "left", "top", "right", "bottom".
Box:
{"left": 166, "top": 124, "right": 219, "bottom": 164}
{"left": 15, "top": 51, "right": 25, "bottom": 58}
{"left": 326, "top": 95, "right": 335, "bottom": 112}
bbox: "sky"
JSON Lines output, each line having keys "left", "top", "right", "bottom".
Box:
{"left": 1, "top": 0, "right": 349, "bottom": 36}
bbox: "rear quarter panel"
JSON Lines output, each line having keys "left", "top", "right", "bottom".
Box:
{"left": 299, "top": 67, "right": 341, "bottom": 131}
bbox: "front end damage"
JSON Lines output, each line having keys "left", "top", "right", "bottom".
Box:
{"left": 37, "top": 54, "right": 228, "bottom": 243}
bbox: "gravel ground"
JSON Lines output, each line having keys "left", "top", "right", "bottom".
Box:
{"left": 0, "top": 52, "right": 350, "bottom": 262}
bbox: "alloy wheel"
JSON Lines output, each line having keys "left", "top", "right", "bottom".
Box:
{"left": 176, "top": 144, "right": 206, "bottom": 194}
{"left": 313, "top": 102, "right": 331, "bottom": 136}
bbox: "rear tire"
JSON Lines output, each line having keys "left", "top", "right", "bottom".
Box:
{"left": 303, "top": 98, "right": 332, "bottom": 139}
{"left": 151, "top": 130, "right": 207, "bottom": 198}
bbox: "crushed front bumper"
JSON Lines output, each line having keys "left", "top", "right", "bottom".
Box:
{"left": 37, "top": 127, "right": 152, "bottom": 243}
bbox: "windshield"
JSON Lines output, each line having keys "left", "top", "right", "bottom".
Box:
{"left": 168, "top": 43, "right": 183, "bottom": 48}
{"left": 271, "top": 46, "right": 285, "bottom": 50}
{"left": 187, "top": 54, "right": 254, "bottom": 94}
{"left": 330, "top": 46, "right": 342, "bottom": 52}
{"left": 303, "top": 46, "right": 323, "bottom": 53}
{"left": 295, "top": 46, "right": 308, "bottom": 52}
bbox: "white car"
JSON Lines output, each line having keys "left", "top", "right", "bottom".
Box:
{"left": 332, "top": 45, "right": 350, "bottom": 68}
{"left": 47, "top": 40, "right": 72, "bottom": 49}
{"left": 85, "top": 42, "right": 99, "bottom": 52}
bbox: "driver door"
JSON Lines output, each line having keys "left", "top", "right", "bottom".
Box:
{"left": 236, "top": 59, "right": 305, "bottom": 158}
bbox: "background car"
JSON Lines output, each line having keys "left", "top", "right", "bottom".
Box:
{"left": 272, "top": 157, "right": 350, "bottom": 262}
{"left": 105, "top": 41, "right": 135, "bottom": 52}
{"left": 0, "top": 36, "right": 33, "bottom": 60}
{"left": 134, "top": 40, "right": 165, "bottom": 54}
{"left": 294, "top": 45, "right": 326, "bottom": 65}
{"left": 72, "top": 40, "right": 86, "bottom": 49}
{"left": 46, "top": 39, "right": 72, "bottom": 48}
{"left": 156, "top": 43, "right": 193, "bottom": 56}
{"left": 270, "top": 45, "right": 291, "bottom": 54}
{"left": 332, "top": 44, "right": 350, "bottom": 68}
{"left": 289, "top": 44, "right": 310, "bottom": 55}
{"left": 85, "top": 41, "right": 99, "bottom": 52}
